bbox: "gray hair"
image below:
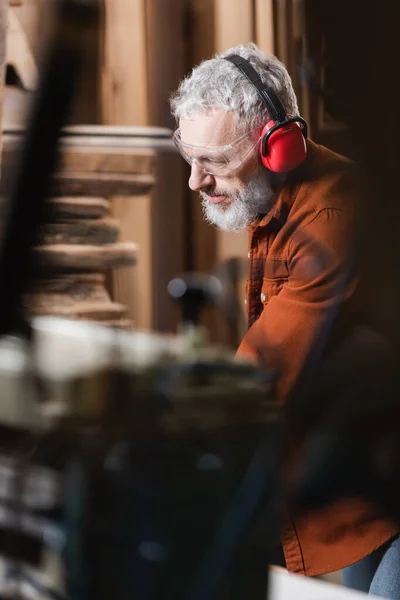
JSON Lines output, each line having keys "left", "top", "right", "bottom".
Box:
{"left": 170, "top": 43, "right": 299, "bottom": 133}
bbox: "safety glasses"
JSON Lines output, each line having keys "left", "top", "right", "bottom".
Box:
{"left": 172, "top": 127, "right": 262, "bottom": 176}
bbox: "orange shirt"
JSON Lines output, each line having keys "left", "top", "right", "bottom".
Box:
{"left": 237, "top": 139, "right": 398, "bottom": 575}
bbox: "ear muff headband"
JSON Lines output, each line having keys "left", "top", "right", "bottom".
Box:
{"left": 224, "top": 54, "right": 308, "bottom": 173}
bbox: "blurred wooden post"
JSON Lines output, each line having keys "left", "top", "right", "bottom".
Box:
{"left": 0, "top": 0, "right": 8, "bottom": 167}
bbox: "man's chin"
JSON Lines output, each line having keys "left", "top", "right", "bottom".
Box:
{"left": 202, "top": 202, "right": 253, "bottom": 233}
{"left": 210, "top": 200, "right": 231, "bottom": 212}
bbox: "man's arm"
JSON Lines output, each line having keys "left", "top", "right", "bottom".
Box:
{"left": 237, "top": 207, "right": 357, "bottom": 402}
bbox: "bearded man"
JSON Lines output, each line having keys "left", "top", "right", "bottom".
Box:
{"left": 170, "top": 43, "right": 400, "bottom": 596}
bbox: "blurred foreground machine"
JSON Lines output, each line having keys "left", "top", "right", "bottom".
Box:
{"left": 0, "top": 282, "right": 280, "bottom": 600}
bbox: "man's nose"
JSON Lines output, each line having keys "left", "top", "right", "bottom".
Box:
{"left": 189, "top": 161, "right": 214, "bottom": 191}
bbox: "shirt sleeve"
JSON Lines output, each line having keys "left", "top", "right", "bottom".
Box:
{"left": 236, "top": 207, "right": 357, "bottom": 402}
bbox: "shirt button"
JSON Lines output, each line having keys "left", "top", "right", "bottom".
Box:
{"left": 247, "top": 252, "right": 251, "bottom": 259}
{"left": 244, "top": 299, "right": 247, "bottom": 305}
{"left": 260, "top": 293, "right": 266, "bottom": 302}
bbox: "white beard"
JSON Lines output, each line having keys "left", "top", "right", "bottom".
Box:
{"left": 200, "top": 171, "right": 276, "bottom": 232}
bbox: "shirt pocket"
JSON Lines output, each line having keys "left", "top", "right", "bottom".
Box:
{"left": 261, "top": 258, "right": 289, "bottom": 305}
{"left": 261, "top": 276, "right": 288, "bottom": 305}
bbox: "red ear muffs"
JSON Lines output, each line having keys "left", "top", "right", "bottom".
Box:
{"left": 260, "top": 117, "right": 307, "bottom": 173}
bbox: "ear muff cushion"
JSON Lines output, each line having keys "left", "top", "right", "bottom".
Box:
{"left": 260, "top": 120, "right": 307, "bottom": 173}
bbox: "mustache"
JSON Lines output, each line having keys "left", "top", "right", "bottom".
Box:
{"left": 201, "top": 188, "right": 232, "bottom": 198}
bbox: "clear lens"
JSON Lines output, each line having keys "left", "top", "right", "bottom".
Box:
{"left": 172, "top": 129, "right": 261, "bottom": 176}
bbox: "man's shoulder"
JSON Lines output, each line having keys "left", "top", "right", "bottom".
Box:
{"left": 294, "top": 139, "right": 360, "bottom": 216}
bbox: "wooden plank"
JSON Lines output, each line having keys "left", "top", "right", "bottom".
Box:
{"left": 2, "top": 127, "right": 173, "bottom": 148}
{"left": 29, "top": 273, "right": 106, "bottom": 293}
{"left": 46, "top": 197, "right": 111, "bottom": 221}
{"left": 58, "top": 148, "right": 156, "bottom": 176}
{"left": 28, "top": 300, "right": 128, "bottom": 321}
{"left": 60, "top": 124, "right": 173, "bottom": 138}
{"left": 23, "top": 273, "right": 134, "bottom": 324}
{"left": 33, "top": 241, "right": 138, "bottom": 270}
{"left": 255, "top": 0, "right": 275, "bottom": 54}
{"left": 101, "top": 0, "right": 148, "bottom": 126}
{"left": 39, "top": 218, "right": 120, "bottom": 245}
{"left": 1, "top": 130, "right": 164, "bottom": 174}
{"left": 6, "top": 7, "right": 38, "bottom": 90}
{"left": 214, "top": 0, "right": 254, "bottom": 52}
{"left": 189, "top": 0, "right": 215, "bottom": 66}
{"left": 26, "top": 285, "right": 111, "bottom": 311}
{"left": 52, "top": 172, "right": 155, "bottom": 197}
{"left": 145, "top": 0, "right": 185, "bottom": 127}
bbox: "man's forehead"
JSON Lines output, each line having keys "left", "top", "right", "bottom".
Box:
{"left": 179, "top": 110, "right": 237, "bottom": 147}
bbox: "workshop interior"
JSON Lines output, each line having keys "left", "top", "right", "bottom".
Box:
{"left": 0, "top": 0, "right": 398, "bottom": 598}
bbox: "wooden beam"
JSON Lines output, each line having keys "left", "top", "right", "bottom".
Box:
{"left": 189, "top": 0, "right": 215, "bottom": 67}
{"left": 214, "top": 0, "right": 254, "bottom": 52}
{"left": 101, "top": 0, "right": 148, "bottom": 126}
{"left": 275, "top": 0, "right": 291, "bottom": 67}
{"left": 145, "top": 0, "right": 185, "bottom": 128}
{"left": 255, "top": 0, "right": 275, "bottom": 54}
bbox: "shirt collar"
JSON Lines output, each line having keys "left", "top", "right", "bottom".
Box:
{"left": 248, "top": 139, "right": 319, "bottom": 232}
